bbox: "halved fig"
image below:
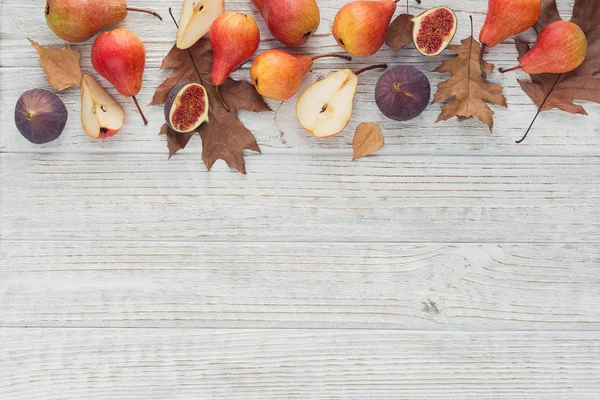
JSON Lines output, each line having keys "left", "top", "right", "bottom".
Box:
{"left": 165, "top": 82, "right": 209, "bottom": 133}
{"left": 412, "top": 7, "right": 457, "bottom": 56}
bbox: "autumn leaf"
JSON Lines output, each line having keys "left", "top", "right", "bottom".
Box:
{"left": 386, "top": 14, "right": 414, "bottom": 52}
{"left": 29, "top": 39, "right": 82, "bottom": 91}
{"left": 152, "top": 39, "right": 271, "bottom": 174}
{"left": 432, "top": 33, "right": 507, "bottom": 132}
{"left": 515, "top": 0, "right": 600, "bottom": 116}
{"left": 353, "top": 123, "right": 384, "bottom": 160}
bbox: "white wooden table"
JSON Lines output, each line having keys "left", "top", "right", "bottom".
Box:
{"left": 1, "top": 0, "right": 599, "bottom": 398}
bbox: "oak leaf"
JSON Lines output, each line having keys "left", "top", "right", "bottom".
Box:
{"left": 432, "top": 35, "right": 507, "bottom": 132}
{"left": 515, "top": 0, "right": 600, "bottom": 116}
{"left": 353, "top": 123, "right": 384, "bottom": 160}
{"left": 386, "top": 14, "right": 414, "bottom": 52}
{"left": 152, "top": 39, "right": 271, "bottom": 174}
{"left": 29, "top": 39, "right": 82, "bottom": 91}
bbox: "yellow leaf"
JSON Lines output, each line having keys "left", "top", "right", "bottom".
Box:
{"left": 352, "top": 123, "right": 384, "bottom": 161}
{"left": 432, "top": 36, "right": 507, "bottom": 132}
{"left": 29, "top": 39, "right": 82, "bottom": 91}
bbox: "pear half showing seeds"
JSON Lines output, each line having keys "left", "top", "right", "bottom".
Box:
{"left": 296, "top": 69, "right": 359, "bottom": 138}
{"left": 81, "top": 74, "right": 126, "bottom": 139}
{"left": 177, "top": 0, "right": 225, "bottom": 50}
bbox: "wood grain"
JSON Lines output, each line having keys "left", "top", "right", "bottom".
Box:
{"left": 1, "top": 153, "right": 598, "bottom": 242}
{"left": 1, "top": 241, "right": 598, "bottom": 329}
{"left": 1, "top": 328, "right": 599, "bottom": 399}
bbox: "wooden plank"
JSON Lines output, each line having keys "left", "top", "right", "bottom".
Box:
{"left": 2, "top": 0, "right": 598, "bottom": 155}
{"left": 1, "top": 241, "right": 598, "bottom": 329}
{"left": 1, "top": 153, "right": 598, "bottom": 243}
{"left": 1, "top": 328, "right": 599, "bottom": 399}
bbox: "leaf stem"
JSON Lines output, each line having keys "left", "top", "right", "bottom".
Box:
{"left": 499, "top": 65, "right": 522, "bottom": 73}
{"left": 311, "top": 53, "right": 352, "bottom": 61}
{"left": 516, "top": 74, "right": 561, "bottom": 144}
{"left": 354, "top": 64, "right": 388, "bottom": 76}
{"left": 127, "top": 7, "right": 162, "bottom": 21}
{"left": 168, "top": 8, "right": 204, "bottom": 85}
{"left": 132, "top": 96, "right": 148, "bottom": 125}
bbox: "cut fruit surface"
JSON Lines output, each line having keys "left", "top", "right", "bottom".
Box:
{"left": 165, "top": 82, "right": 209, "bottom": 133}
{"left": 177, "top": 0, "right": 225, "bottom": 50}
{"left": 80, "top": 74, "right": 125, "bottom": 139}
{"left": 412, "top": 7, "right": 457, "bottom": 56}
{"left": 296, "top": 69, "right": 358, "bottom": 138}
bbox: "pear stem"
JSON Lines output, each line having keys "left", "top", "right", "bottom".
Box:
{"left": 354, "top": 64, "right": 388, "bottom": 76}
{"left": 311, "top": 53, "right": 352, "bottom": 61}
{"left": 499, "top": 65, "right": 522, "bottom": 73}
{"left": 132, "top": 96, "right": 148, "bottom": 125}
{"left": 215, "top": 86, "right": 230, "bottom": 113}
{"left": 127, "top": 7, "right": 162, "bottom": 21}
{"left": 479, "top": 44, "right": 487, "bottom": 78}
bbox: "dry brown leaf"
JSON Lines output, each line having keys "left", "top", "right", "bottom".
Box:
{"left": 515, "top": 0, "right": 600, "bottom": 116}
{"left": 386, "top": 14, "right": 414, "bottom": 52}
{"left": 432, "top": 36, "right": 507, "bottom": 132}
{"left": 152, "top": 39, "right": 271, "bottom": 174}
{"left": 29, "top": 39, "right": 82, "bottom": 91}
{"left": 353, "top": 123, "right": 384, "bottom": 160}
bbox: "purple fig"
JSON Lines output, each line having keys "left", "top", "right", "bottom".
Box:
{"left": 14, "top": 89, "right": 67, "bottom": 144}
{"left": 375, "top": 66, "right": 431, "bottom": 122}
{"left": 165, "top": 82, "right": 209, "bottom": 133}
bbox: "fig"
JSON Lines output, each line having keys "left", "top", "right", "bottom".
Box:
{"left": 375, "top": 66, "right": 431, "bottom": 122}
{"left": 165, "top": 82, "right": 209, "bottom": 133}
{"left": 14, "top": 88, "right": 68, "bottom": 144}
{"left": 412, "top": 7, "right": 457, "bottom": 56}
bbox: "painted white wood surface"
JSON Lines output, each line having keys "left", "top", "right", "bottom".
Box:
{"left": 1, "top": 0, "right": 599, "bottom": 398}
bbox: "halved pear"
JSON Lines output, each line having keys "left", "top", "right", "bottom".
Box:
{"left": 296, "top": 69, "right": 358, "bottom": 138}
{"left": 81, "top": 74, "right": 126, "bottom": 139}
{"left": 176, "top": 0, "right": 225, "bottom": 50}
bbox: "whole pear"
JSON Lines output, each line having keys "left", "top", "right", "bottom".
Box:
{"left": 500, "top": 21, "right": 588, "bottom": 75}
{"left": 479, "top": 0, "right": 541, "bottom": 48}
{"left": 333, "top": 0, "right": 397, "bottom": 56}
{"left": 45, "top": 0, "right": 160, "bottom": 43}
{"left": 252, "top": 0, "right": 320, "bottom": 46}
{"left": 250, "top": 50, "right": 351, "bottom": 101}
{"left": 92, "top": 28, "right": 148, "bottom": 124}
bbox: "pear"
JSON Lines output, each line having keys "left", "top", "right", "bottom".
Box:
{"left": 80, "top": 74, "right": 125, "bottom": 139}
{"left": 479, "top": 0, "right": 541, "bottom": 76}
{"left": 250, "top": 50, "right": 351, "bottom": 101}
{"left": 500, "top": 21, "right": 588, "bottom": 75}
{"left": 91, "top": 28, "right": 148, "bottom": 125}
{"left": 252, "top": 0, "right": 321, "bottom": 46}
{"left": 333, "top": 0, "right": 397, "bottom": 56}
{"left": 45, "top": 0, "right": 161, "bottom": 43}
{"left": 296, "top": 64, "right": 387, "bottom": 138}
{"left": 176, "top": 0, "right": 224, "bottom": 50}
{"left": 210, "top": 12, "right": 260, "bottom": 111}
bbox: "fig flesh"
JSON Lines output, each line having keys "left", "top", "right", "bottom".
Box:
{"left": 14, "top": 88, "right": 67, "bottom": 144}
{"left": 165, "top": 82, "right": 209, "bottom": 133}
{"left": 375, "top": 66, "right": 431, "bottom": 122}
{"left": 412, "top": 7, "right": 457, "bottom": 56}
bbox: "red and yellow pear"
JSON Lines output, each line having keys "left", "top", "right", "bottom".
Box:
{"left": 80, "top": 74, "right": 125, "bottom": 139}
{"left": 250, "top": 50, "right": 351, "bottom": 101}
{"left": 479, "top": 0, "right": 541, "bottom": 75}
{"left": 91, "top": 28, "right": 148, "bottom": 125}
{"left": 210, "top": 12, "right": 260, "bottom": 111}
{"left": 500, "top": 21, "right": 588, "bottom": 75}
{"left": 45, "top": 0, "right": 161, "bottom": 43}
{"left": 333, "top": 0, "right": 397, "bottom": 56}
{"left": 252, "top": 0, "right": 320, "bottom": 46}
{"left": 176, "top": 0, "right": 224, "bottom": 49}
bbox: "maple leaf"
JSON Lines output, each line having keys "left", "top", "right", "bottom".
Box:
{"left": 29, "top": 39, "right": 82, "bottom": 91}
{"left": 353, "top": 123, "right": 384, "bottom": 160}
{"left": 432, "top": 30, "right": 507, "bottom": 132}
{"left": 152, "top": 39, "right": 271, "bottom": 174}
{"left": 515, "top": 0, "right": 600, "bottom": 117}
